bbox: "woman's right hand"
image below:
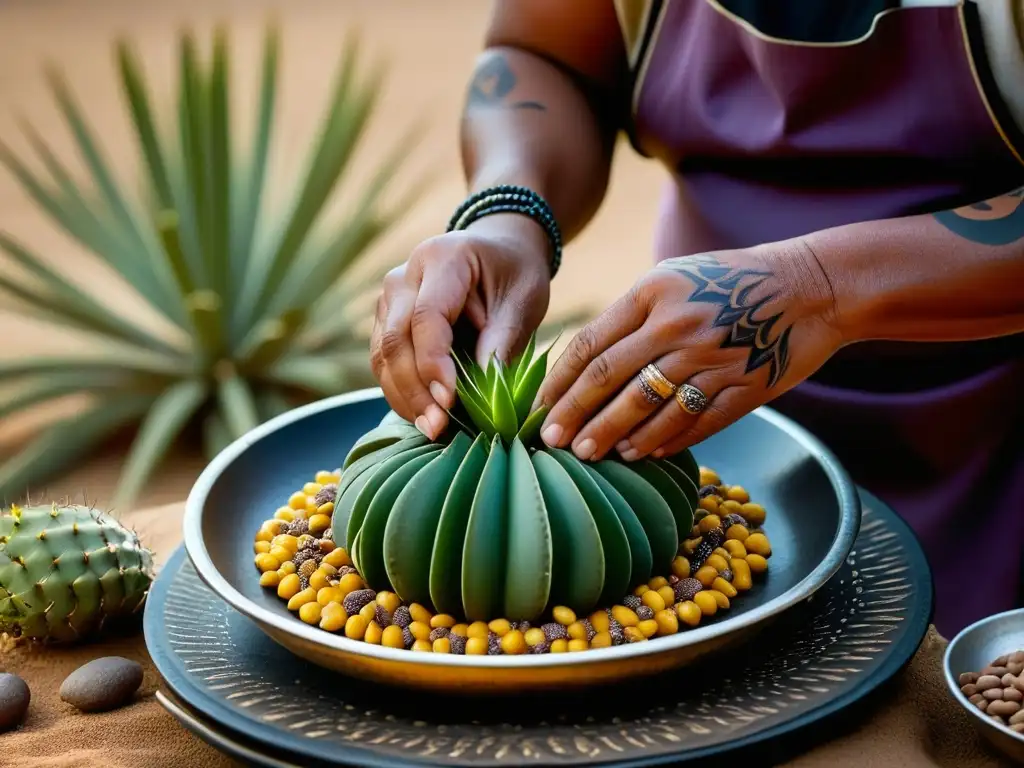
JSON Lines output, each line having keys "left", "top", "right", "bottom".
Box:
{"left": 370, "top": 214, "right": 552, "bottom": 440}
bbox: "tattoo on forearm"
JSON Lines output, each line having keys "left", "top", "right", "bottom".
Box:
{"left": 658, "top": 255, "right": 792, "bottom": 388}
{"left": 932, "top": 185, "right": 1024, "bottom": 245}
{"left": 466, "top": 55, "right": 546, "bottom": 112}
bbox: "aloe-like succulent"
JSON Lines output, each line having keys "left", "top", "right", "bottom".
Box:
{"left": 0, "top": 26, "right": 425, "bottom": 508}
{"left": 336, "top": 334, "right": 699, "bottom": 623}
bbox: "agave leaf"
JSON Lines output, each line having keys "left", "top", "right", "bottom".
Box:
{"left": 0, "top": 395, "right": 153, "bottom": 503}
{"left": 116, "top": 39, "right": 174, "bottom": 210}
{"left": 455, "top": 379, "right": 497, "bottom": 438}
{"left": 207, "top": 27, "right": 231, "bottom": 305}
{"left": 516, "top": 404, "right": 550, "bottom": 445}
{"left": 0, "top": 371, "right": 133, "bottom": 423}
{"left": 202, "top": 409, "right": 232, "bottom": 459}
{"left": 451, "top": 352, "right": 489, "bottom": 406}
{"left": 178, "top": 32, "right": 213, "bottom": 294}
{"left": 0, "top": 353, "right": 182, "bottom": 383}
{"left": 217, "top": 373, "right": 259, "bottom": 439}
{"left": 111, "top": 379, "right": 207, "bottom": 509}
{"left": 491, "top": 366, "right": 519, "bottom": 443}
{"left": 230, "top": 25, "right": 278, "bottom": 304}
{"left": 254, "top": 387, "right": 294, "bottom": 422}
{"left": 509, "top": 332, "right": 536, "bottom": 392}
{"left": 266, "top": 355, "right": 347, "bottom": 395}
{"left": 513, "top": 344, "right": 551, "bottom": 423}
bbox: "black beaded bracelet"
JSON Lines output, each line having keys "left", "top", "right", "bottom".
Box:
{"left": 445, "top": 184, "right": 563, "bottom": 278}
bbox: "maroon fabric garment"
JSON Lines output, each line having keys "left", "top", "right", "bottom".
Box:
{"left": 630, "top": 0, "right": 1024, "bottom": 636}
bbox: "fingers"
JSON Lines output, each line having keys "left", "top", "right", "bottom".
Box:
{"left": 475, "top": 293, "right": 533, "bottom": 368}
{"left": 372, "top": 269, "right": 448, "bottom": 439}
{"left": 565, "top": 349, "right": 698, "bottom": 461}
{"left": 536, "top": 287, "right": 650, "bottom": 447}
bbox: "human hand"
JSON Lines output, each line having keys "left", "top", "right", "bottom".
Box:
{"left": 370, "top": 214, "right": 551, "bottom": 439}
{"left": 533, "top": 243, "right": 840, "bottom": 461}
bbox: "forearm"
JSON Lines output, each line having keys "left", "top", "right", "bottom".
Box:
{"left": 459, "top": 46, "right": 618, "bottom": 243}
{"left": 804, "top": 186, "right": 1024, "bottom": 343}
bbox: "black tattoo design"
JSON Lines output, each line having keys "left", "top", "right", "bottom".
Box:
{"left": 933, "top": 185, "right": 1024, "bottom": 246}
{"left": 658, "top": 255, "right": 792, "bottom": 388}
{"left": 466, "top": 55, "right": 547, "bottom": 111}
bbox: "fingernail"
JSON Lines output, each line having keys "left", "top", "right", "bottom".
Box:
{"left": 414, "top": 415, "right": 434, "bottom": 439}
{"left": 619, "top": 448, "right": 639, "bottom": 462}
{"left": 652, "top": 448, "right": 665, "bottom": 458}
{"left": 541, "top": 424, "right": 563, "bottom": 447}
{"left": 429, "top": 381, "right": 451, "bottom": 408}
{"left": 425, "top": 404, "right": 447, "bottom": 436}
{"left": 615, "top": 440, "right": 631, "bottom": 454}
{"left": 574, "top": 438, "right": 596, "bottom": 461}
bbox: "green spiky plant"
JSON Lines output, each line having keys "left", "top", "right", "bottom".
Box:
{"left": 0, "top": 26, "right": 427, "bottom": 509}
{"left": 0, "top": 503, "right": 154, "bottom": 643}
{"left": 335, "top": 333, "right": 699, "bottom": 623}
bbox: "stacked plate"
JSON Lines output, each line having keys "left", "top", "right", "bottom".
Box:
{"left": 144, "top": 390, "right": 932, "bottom": 766}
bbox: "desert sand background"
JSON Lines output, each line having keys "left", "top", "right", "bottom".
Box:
{"left": 0, "top": 0, "right": 666, "bottom": 511}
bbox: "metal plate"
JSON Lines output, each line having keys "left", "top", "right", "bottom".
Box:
{"left": 182, "top": 391, "right": 861, "bottom": 693}
{"left": 148, "top": 489, "right": 931, "bottom": 767}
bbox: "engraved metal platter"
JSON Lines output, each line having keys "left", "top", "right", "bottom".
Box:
{"left": 146, "top": 488, "right": 932, "bottom": 767}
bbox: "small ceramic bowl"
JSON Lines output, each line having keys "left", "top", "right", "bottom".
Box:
{"left": 944, "top": 607, "right": 1024, "bottom": 764}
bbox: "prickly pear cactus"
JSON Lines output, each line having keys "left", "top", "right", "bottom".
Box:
{"left": 0, "top": 504, "right": 154, "bottom": 643}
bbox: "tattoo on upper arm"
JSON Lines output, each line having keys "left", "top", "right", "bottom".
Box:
{"left": 466, "top": 54, "right": 547, "bottom": 111}
{"left": 932, "top": 185, "right": 1024, "bottom": 245}
{"left": 657, "top": 256, "right": 792, "bottom": 388}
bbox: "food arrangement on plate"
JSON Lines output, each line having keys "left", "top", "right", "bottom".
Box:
{"left": 252, "top": 335, "right": 772, "bottom": 654}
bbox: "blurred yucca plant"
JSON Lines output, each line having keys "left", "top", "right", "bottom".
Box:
{"left": 0, "top": 25, "right": 427, "bottom": 508}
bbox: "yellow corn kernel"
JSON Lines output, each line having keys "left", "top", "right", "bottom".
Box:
{"left": 725, "top": 486, "right": 749, "bottom": 503}
{"left": 624, "top": 626, "right": 646, "bottom": 643}
{"left": 720, "top": 499, "right": 743, "bottom": 514}
{"left": 552, "top": 606, "right": 576, "bottom": 626}
{"left": 706, "top": 554, "right": 729, "bottom": 573}
{"left": 648, "top": 576, "right": 669, "bottom": 590}
{"left": 467, "top": 621, "right": 489, "bottom": 639}
{"left": 731, "top": 558, "right": 753, "bottom": 590}
{"left": 338, "top": 573, "right": 364, "bottom": 595}
{"left": 745, "top": 533, "right": 771, "bottom": 557}
{"left": 315, "top": 501, "right": 335, "bottom": 516}
{"left": 567, "top": 622, "right": 588, "bottom": 641}
{"left": 277, "top": 573, "right": 301, "bottom": 600}
{"left": 641, "top": 590, "right": 666, "bottom": 613}
{"left": 344, "top": 615, "right": 368, "bottom": 641}
{"left": 319, "top": 603, "right": 347, "bottom": 632}
{"left": 254, "top": 541, "right": 271, "bottom": 555}
{"left": 314, "top": 470, "right": 336, "bottom": 485}
{"left": 430, "top": 614, "right": 457, "bottom": 630}
{"left": 319, "top": 539, "right": 336, "bottom": 554}
{"left": 288, "top": 491, "right": 308, "bottom": 510}
{"left": 726, "top": 524, "right": 749, "bottom": 542}
{"left": 299, "top": 602, "right": 322, "bottom": 625}
{"left": 676, "top": 601, "right": 702, "bottom": 627}
{"left": 409, "top": 621, "right": 431, "bottom": 642}
{"left": 637, "top": 619, "right": 659, "bottom": 638}
{"left": 551, "top": 639, "right": 569, "bottom": 653}
{"left": 712, "top": 577, "right": 737, "bottom": 598}
{"left": 698, "top": 496, "right": 719, "bottom": 514}
{"left": 382, "top": 625, "right": 405, "bottom": 649}
{"left": 746, "top": 553, "right": 769, "bottom": 574}
{"left": 466, "top": 637, "right": 488, "bottom": 655}
{"left": 259, "top": 571, "right": 281, "bottom": 588}
{"left": 287, "top": 587, "right": 317, "bottom": 612}
{"left": 450, "top": 623, "right": 469, "bottom": 637}
{"left": 359, "top": 602, "right": 378, "bottom": 622}
{"left": 317, "top": 586, "right": 343, "bottom": 606}
{"left": 412, "top": 639, "right": 432, "bottom": 652}
{"left": 323, "top": 548, "right": 351, "bottom": 568}
{"left": 724, "top": 539, "right": 747, "bottom": 558}
{"left": 710, "top": 589, "right": 730, "bottom": 610}
{"left": 433, "top": 637, "right": 451, "bottom": 653}
{"left": 654, "top": 609, "right": 679, "bottom": 636}
{"left": 309, "top": 569, "right": 331, "bottom": 592}
{"left": 274, "top": 508, "right": 296, "bottom": 522}
{"left": 698, "top": 466, "right": 720, "bottom": 486}
{"left": 376, "top": 591, "right": 402, "bottom": 614}
{"left": 713, "top": 547, "right": 732, "bottom": 561}
{"left": 266, "top": 547, "right": 291, "bottom": 565}
{"left": 271, "top": 534, "right": 299, "bottom": 552}
{"left": 409, "top": 603, "right": 432, "bottom": 624}
{"left": 568, "top": 638, "right": 590, "bottom": 652}
{"left": 501, "top": 630, "right": 527, "bottom": 655}
{"left": 279, "top": 561, "right": 297, "bottom": 575}
{"left": 693, "top": 591, "right": 718, "bottom": 616}
{"left": 254, "top": 553, "right": 279, "bottom": 573}
{"left": 364, "top": 621, "right": 383, "bottom": 645}
{"left": 657, "top": 585, "right": 676, "bottom": 608}
{"left": 698, "top": 515, "right": 721, "bottom": 534}
{"left": 308, "top": 514, "right": 331, "bottom": 536}
{"left": 524, "top": 628, "right": 547, "bottom": 647}
{"left": 303, "top": 482, "right": 323, "bottom": 496}
{"left": 612, "top": 605, "right": 640, "bottom": 627}
{"left": 488, "top": 618, "right": 512, "bottom": 636}
{"left": 633, "top": 584, "right": 651, "bottom": 597}
{"left": 741, "top": 502, "right": 767, "bottom": 526}
{"left": 695, "top": 565, "right": 718, "bottom": 587}
{"left": 589, "top": 611, "right": 610, "bottom": 633}
{"left": 671, "top": 556, "right": 690, "bottom": 579}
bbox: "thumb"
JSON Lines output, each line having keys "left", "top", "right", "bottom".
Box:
{"left": 410, "top": 261, "right": 472, "bottom": 408}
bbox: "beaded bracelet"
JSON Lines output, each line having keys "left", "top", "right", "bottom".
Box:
{"left": 445, "top": 184, "right": 563, "bottom": 278}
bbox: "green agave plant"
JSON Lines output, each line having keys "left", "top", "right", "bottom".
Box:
{"left": 335, "top": 334, "right": 700, "bottom": 623}
{"left": 0, "top": 26, "right": 427, "bottom": 508}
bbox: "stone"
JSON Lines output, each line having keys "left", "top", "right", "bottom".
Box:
{"left": 0, "top": 673, "right": 30, "bottom": 732}
{"left": 59, "top": 656, "right": 143, "bottom": 713}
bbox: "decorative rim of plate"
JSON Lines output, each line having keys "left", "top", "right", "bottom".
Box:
{"left": 183, "top": 387, "right": 861, "bottom": 670}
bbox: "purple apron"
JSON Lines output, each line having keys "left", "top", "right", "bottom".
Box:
{"left": 628, "top": 0, "right": 1024, "bottom": 636}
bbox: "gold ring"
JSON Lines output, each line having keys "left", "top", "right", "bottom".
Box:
{"left": 637, "top": 363, "right": 677, "bottom": 405}
{"left": 675, "top": 383, "right": 708, "bottom": 415}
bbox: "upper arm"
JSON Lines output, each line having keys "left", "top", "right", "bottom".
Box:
{"left": 482, "top": 0, "right": 629, "bottom": 95}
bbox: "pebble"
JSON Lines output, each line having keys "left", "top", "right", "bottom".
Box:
{"left": 0, "top": 674, "right": 30, "bottom": 732}
{"left": 59, "top": 657, "right": 143, "bottom": 713}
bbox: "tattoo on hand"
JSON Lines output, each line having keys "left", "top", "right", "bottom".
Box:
{"left": 933, "top": 185, "right": 1024, "bottom": 245}
{"left": 658, "top": 255, "right": 793, "bottom": 388}
{"left": 467, "top": 55, "right": 546, "bottom": 111}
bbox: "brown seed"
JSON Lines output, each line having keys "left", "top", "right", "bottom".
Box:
{"left": 976, "top": 675, "right": 1002, "bottom": 690}
{"left": 1010, "top": 709, "right": 1024, "bottom": 725}
{"left": 992, "top": 655, "right": 1010, "bottom": 667}
{"left": 969, "top": 693, "right": 985, "bottom": 705}
{"left": 1004, "top": 688, "right": 1023, "bottom": 703}
{"left": 1008, "top": 651, "right": 1024, "bottom": 664}
{"left": 982, "top": 666, "right": 1009, "bottom": 677}
{"left": 1013, "top": 676, "right": 1024, "bottom": 693}
{"left": 959, "top": 672, "right": 978, "bottom": 686}
{"left": 975, "top": 699, "right": 989, "bottom": 712}
{"left": 990, "top": 714, "right": 1006, "bottom": 725}
{"left": 961, "top": 684, "right": 978, "bottom": 696}
{"left": 1003, "top": 673, "right": 1017, "bottom": 687}
{"left": 983, "top": 688, "right": 1004, "bottom": 701}
{"left": 988, "top": 700, "right": 1021, "bottom": 717}
{"left": 1008, "top": 662, "right": 1024, "bottom": 676}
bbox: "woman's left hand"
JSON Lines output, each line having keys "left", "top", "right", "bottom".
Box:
{"left": 534, "top": 243, "right": 842, "bottom": 461}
